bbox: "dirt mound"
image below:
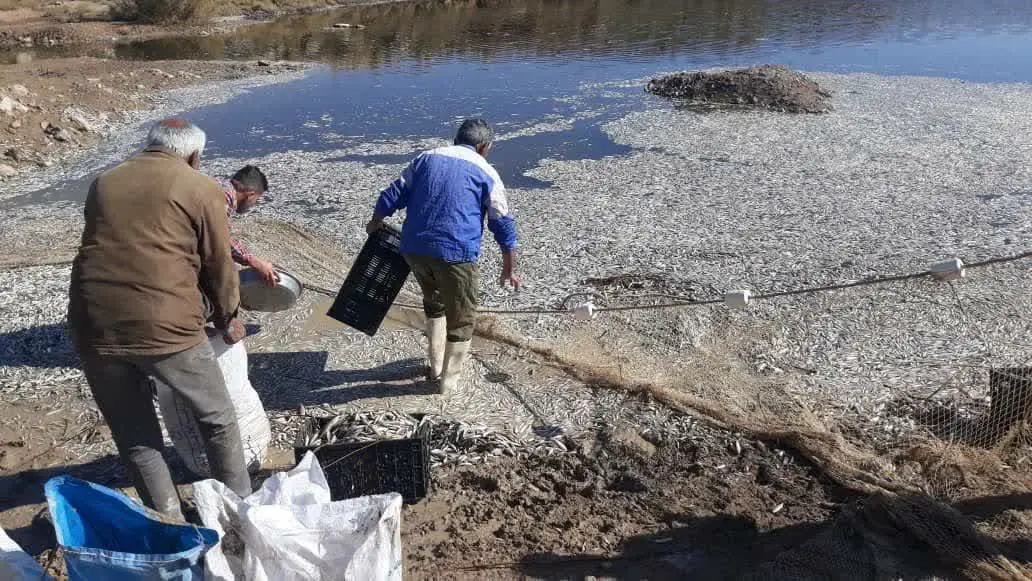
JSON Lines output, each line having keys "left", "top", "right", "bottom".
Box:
{"left": 403, "top": 432, "right": 1032, "bottom": 579}
{"left": 403, "top": 421, "right": 840, "bottom": 579}
{"left": 646, "top": 65, "right": 832, "bottom": 113}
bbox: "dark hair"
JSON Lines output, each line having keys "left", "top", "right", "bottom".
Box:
{"left": 454, "top": 118, "right": 495, "bottom": 147}
{"left": 231, "top": 165, "right": 268, "bottom": 194}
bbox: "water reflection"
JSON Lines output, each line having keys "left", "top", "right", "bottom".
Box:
{"left": 112, "top": 0, "right": 1032, "bottom": 68}
{"left": 7, "top": 0, "right": 1032, "bottom": 209}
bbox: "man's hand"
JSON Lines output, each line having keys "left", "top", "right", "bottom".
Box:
{"left": 223, "top": 317, "right": 247, "bottom": 345}
{"left": 500, "top": 270, "right": 521, "bottom": 290}
{"left": 365, "top": 218, "right": 384, "bottom": 235}
{"left": 500, "top": 250, "right": 519, "bottom": 291}
{"left": 250, "top": 258, "right": 280, "bottom": 287}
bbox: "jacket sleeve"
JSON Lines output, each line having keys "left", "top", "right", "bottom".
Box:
{"left": 195, "top": 180, "right": 240, "bottom": 328}
{"left": 374, "top": 156, "right": 419, "bottom": 217}
{"left": 485, "top": 178, "right": 517, "bottom": 253}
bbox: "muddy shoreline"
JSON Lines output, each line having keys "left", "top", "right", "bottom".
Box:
{"left": 0, "top": 58, "right": 308, "bottom": 190}
{"left": 0, "top": 0, "right": 396, "bottom": 51}
{"left": 0, "top": 0, "right": 411, "bottom": 184}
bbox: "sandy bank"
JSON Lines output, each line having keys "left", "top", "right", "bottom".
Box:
{"left": 0, "top": 58, "right": 307, "bottom": 197}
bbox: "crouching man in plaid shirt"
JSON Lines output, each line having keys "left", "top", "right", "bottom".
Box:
{"left": 219, "top": 165, "right": 279, "bottom": 287}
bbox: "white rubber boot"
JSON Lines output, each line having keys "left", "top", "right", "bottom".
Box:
{"left": 439, "top": 340, "right": 471, "bottom": 395}
{"left": 427, "top": 317, "right": 447, "bottom": 380}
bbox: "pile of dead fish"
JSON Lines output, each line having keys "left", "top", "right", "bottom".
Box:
{"left": 300, "top": 410, "right": 568, "bottom": 468}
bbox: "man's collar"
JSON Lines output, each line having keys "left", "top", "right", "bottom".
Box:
{"left": 457, "top": 144, "right": 476, "bottom": 152}
{"left": 220, "top": 178, "right": 239, "bottom": 210}
{"left": 141, "top": 146, "right": 186, "bottom": 161}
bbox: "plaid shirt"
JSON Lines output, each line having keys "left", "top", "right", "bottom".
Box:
{"left": 220, "top": 178, "right": 253, "bottom": 267}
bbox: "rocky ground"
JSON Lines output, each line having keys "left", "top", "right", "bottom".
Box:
{"left": 0, "top": 0, "right": 383, "bottom": 182}
{"left": 404, "top": 421, "right": 841, "bottom": 580}
{"left": 0, "top": 0, "right": 357, "bottom": 51}
{"left": 0, "top": 57, "right": 305, "bottom": 181}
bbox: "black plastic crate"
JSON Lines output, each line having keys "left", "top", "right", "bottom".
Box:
{"left": 327, "top": 224, "right": 411, "bottom": 336}
{"left": 293, "top": 416, "right": 430, "bottom": 504}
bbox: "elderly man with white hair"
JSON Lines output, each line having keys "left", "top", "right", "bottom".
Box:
{"left": 68, "top": 118, "right": 252, "bottom": 519}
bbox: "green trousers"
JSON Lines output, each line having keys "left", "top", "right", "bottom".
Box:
{"left": 404, "top": 254, "right": 478, "bottom": 342}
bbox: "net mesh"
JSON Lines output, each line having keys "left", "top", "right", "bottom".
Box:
{"left": 10, "top": 216, "right": 1032, "bottom": 579}
{"left": 474, "top": 270, "right": 1032, "bottom": 577}
{"left": 240, "top": 218, "right": 1032, "bottom": 579}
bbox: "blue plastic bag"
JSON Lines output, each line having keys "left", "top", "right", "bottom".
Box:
{"left": 46, "top": 476, "right": 219, "bottom": 580}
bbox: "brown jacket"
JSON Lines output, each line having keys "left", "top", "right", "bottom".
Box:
{"left": 68, "top": 147, "right": 240, "bottom": 356}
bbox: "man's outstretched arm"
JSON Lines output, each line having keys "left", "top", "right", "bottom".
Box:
{"left": 486, "top": 183, "right": 519, "bottom": 289}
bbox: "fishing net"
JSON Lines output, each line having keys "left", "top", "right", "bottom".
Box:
{"left": 233, "top": 218, "right": 1032, "bottom": 579}
{"left": 9, "top": 216, "right": 1032, "bottom": 579}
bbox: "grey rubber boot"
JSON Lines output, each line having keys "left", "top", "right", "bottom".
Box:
{"left": 427, "top": 317, "right": 447, "bottom": 380}
{"left": 439, "top": 340, "right": 471, "bottom": 395}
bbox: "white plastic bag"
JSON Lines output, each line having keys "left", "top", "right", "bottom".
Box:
{"left": 194, "top": 452, "right": 403, "bottom": 581}
{"left": 0, "top": 525, "right": 51, "bottom": 580}
{"left": 156, "top": 335, "right": 271, "bottom": 475}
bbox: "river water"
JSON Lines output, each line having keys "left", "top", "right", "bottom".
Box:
{"left": 9, "top": 0, "right": 1032, "bottom": 202}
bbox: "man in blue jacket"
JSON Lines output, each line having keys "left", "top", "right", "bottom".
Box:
{"left": 367, "top": 119, "right": 519, "bottom": 393}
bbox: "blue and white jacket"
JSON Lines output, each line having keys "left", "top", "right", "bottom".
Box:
{"left": 374, "top": 144, "right": 518, "bottom": 264}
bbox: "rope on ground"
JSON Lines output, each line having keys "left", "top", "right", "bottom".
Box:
{"left": 9, "top": 248, "right": 1032, "bottom": 318}
{"left": 0, "top": 258, "right": 75, "bottom": 270}
{"left": 471, "top": 317, "right": 915, "bottom": 497}
{"left": 299, "top": 249, "right": 1032, "bottom": 317}
{"left": 445, "top": 548, "right": 691, "bottom": 572}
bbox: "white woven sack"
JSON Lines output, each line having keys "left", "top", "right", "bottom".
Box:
{"left": 156, "top": 335, "right": 271, "bottom": 476}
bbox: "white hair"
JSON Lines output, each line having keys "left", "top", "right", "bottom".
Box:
{"left": 146, "top": 119, "right": 206, "bottom": 159}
